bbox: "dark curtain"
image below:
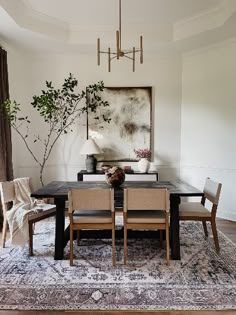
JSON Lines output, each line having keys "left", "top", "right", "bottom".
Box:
{"left": 0, "top": 47, "right": 13, "bottom": 222}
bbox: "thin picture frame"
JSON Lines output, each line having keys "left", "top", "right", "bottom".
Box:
{"left": 88, "top": 86, "right": 152, "bottom": 162}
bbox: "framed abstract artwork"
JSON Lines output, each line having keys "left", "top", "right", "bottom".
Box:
{"left": 88, "top": 86, "right": 152, "bottom": 162}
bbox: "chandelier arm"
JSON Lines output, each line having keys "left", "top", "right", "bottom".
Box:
{"left": 123, "top": 55, "right": 134, "bottom": 61}
{"left": 111, "top": 55, "right": 118, "bottom": 61}
{"left": 100, "top": 51, "right": 117, "bottom": 55}
{"left": 123, "top": 49, "right": 141, "bottom": 54}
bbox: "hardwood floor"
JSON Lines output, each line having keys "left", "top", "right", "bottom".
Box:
{"left": 0, "top": 218, "right": 235, "bottom": 315}
{"left": 216, "top": 218, "right": 236, "bottom": 244}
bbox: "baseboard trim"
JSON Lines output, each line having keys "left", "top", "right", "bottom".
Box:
{"left": 217, "top": 211, "right": 236, "bottom": 222}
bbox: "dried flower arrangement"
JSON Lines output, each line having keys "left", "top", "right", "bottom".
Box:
{"left": 134, "top": 148, "right": 151, "bottom": 160}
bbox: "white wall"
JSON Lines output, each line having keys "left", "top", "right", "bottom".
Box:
{"left": 4, "top": 36, "right": 236, "bottom": 221}
{"left": 7, "top": 48, "right": 182, "bottom": 189}
{"left": 180, "top": 39, "right": 236, "bottom": 221}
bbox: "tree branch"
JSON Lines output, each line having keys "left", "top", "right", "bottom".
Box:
{"left": 12, "top": 124, "right": 42, "bottom": 166}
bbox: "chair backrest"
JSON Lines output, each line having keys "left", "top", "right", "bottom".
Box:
{"left": 0, "top": 181, "right": 15, "bottom": 205}
{"left": 204, "top": 178, "right": 222, "bottom": 205}
{"left": 68, "top": 188, "right": 114, "bottom": 213}
{"left": 0, "top": 177, "right": 32, "bottom": 210}
{"left": 124, "top": 188, "right": 170, "bottom": 212}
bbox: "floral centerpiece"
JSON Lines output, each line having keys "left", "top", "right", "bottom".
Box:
{"left": 134, "top": 148, "right": 151, "bottom": 173}
{"left": 134, "top": 148, "right": 151, "bottom": 160}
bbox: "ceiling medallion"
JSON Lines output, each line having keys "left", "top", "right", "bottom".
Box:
{"left": 97, "top": 0, "right": 143, "bottom": 72}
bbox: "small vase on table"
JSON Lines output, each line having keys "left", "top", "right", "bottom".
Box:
{"left": 138, "top": 158, "right": 150, "bottom": 173}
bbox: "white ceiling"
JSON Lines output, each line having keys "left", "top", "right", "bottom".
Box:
{"left": 23, "top": 0, "right": 221, "bottom": 25}
{"left": 0, "top": 0, "right": 236, "bottom": 54}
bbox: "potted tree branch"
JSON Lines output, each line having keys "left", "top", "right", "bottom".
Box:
{"left": 0, "top": 74, "right": 111, "bottom": 186}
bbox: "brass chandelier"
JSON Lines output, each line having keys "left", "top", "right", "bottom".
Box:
{"left": 97, "top": 0, "right": 143, "bottom": 72}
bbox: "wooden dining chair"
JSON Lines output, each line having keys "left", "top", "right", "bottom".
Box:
{"left": 179, "top": 177, "right": 222, "bottom": 253}
{"left": 123, "top": 188, "right": 170, "bottom": 266}
{"left": 0, "top": 178, "right": 56, "bottom": 255}
{"left": 68, "top": 188, "right": 115, "bottom": 266}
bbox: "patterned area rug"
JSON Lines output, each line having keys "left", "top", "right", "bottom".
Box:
{"left": 0, "top": 218, "right": 236, "bottom": 311}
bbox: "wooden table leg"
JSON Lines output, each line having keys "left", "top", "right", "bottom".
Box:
{"left": 170, "top": 195, "right": 181, "bottom": 260}
{"left": 54, "top": 198, "right": 65, "bottom": 260}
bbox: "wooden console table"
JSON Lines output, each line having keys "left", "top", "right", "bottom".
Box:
{"left": 77, "top": 170, "right": 158, "bottom": 182}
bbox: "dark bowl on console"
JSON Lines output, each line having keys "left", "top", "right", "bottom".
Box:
{"left": 105, "top": 166, "right": 125, "bottom": 187}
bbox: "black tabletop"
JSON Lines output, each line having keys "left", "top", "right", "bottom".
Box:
{"left": 31, "top": 180, "right": 203, "bottom": 199}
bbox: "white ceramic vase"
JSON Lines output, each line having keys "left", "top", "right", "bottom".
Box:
{"left": 138, "top": 158, "right": 150, "bottom": 173}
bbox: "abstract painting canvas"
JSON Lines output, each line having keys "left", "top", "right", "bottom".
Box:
{"left": 88, "top": 87, "right": 152, "bottom": 161}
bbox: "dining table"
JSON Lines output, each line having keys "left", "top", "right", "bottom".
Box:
{"left": 31, "top": 180, "right": 203, "bottom": 260}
